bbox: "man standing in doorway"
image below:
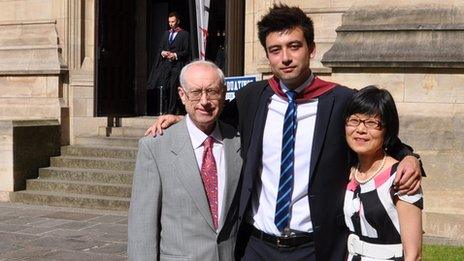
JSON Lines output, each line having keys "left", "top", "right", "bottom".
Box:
{"left": 147, "top": 12, "right": 190, "bottom": 115}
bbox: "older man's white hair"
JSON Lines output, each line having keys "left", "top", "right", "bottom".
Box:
{"left": 179, "top": 60, "right": 225, "bottom": 90}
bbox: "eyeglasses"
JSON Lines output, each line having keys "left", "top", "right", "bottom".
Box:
{"left": 345, "top": 117, "right": 383, "bottom": 130}
{"left": 183, "top": 88, "right": 223, "bottom": 101}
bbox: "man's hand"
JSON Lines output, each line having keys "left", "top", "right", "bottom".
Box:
{"left": 144, "top": 115, "right": 184, "bottom": 136}
{"left": 394, "top": 155, "right": 422, "bottom": 195}
{"left": 161, "top": 51, "right": 170, "bottom": 58}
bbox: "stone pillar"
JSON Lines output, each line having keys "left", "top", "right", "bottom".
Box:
{"left": 68, "top": 0, "right": 85, "bottom": 70}
{"left": 69, "top": 57, "right": 106, "bottom": 142}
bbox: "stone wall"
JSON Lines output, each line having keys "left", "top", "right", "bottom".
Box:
{"left": 0, "top": 0, "right": 101, "bottom": 143}
{"left": 320, "top": 2, "right": 464, "bottom": 118}
{"left": 0, "top": 20, "right": 67, "bottom": 143}
{"left": 0, "top": 0, "right": 69, "bottom": 65}
{"left": 244, "top": 0, "right": 356, "bottom": 75}
{"left": 0, "top": 120, "right": 60, "bottom": 199}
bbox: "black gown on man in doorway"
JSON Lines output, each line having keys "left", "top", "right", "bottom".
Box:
{"left": 147, "top": 26, "right": 190, "bottom": 115}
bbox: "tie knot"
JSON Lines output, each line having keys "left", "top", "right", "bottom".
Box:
{"left": 286, "top": 91, "right": 297, "bottom": 102}
{"left": 203, "top": 136, "right": 214, "bottom": 149}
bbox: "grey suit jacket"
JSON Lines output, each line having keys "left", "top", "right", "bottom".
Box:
{"left": 128, "top": 119, "right": 242, "bottom": 261}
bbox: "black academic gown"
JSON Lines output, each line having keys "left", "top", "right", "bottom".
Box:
{"left": 147, "top": 29, "right": 190, "bottom": 114}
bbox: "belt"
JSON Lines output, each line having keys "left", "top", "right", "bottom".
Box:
{"left": 347, "top": 234, "right": 403, "bottom": 259}
{"left": 249, "top": 226, "right": 313, "bottom": 248}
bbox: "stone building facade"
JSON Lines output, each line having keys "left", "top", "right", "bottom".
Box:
{"left": 0, "top": 0, "right": 463, "bottom": 242}
{"left": 0, "top": 0, "right": 462, "bottom": 143}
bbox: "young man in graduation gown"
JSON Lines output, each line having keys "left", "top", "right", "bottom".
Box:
{"left": 147, "top": 12, "right": 190, "bottom": 114}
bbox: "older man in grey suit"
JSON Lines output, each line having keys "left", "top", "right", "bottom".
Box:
{"left": 128, "top": 61, "right": 242, "bottom": 261}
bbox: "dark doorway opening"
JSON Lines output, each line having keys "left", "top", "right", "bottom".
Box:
{"left": 206, "top": 0, "right": 226, "bottom": 72}
{"left": 95, "top": 0, "right": 136, "bottom": 117}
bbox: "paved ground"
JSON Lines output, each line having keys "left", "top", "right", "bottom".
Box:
{"left": 0, "top": 202, "right": 461, "bottom": 260}
{"left": 0, "top": 202, "right": 127, "bottom": 260}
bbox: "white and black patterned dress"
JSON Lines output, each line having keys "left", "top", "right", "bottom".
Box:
{"left": 344, "top": 162, "right": 423, "bottom": 261}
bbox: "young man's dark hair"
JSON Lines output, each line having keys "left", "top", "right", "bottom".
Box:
{"left": 257, "top": 4, "right": 314, "bottom": 52}
{"left": 168, "top": 11, "right": 180, "bottom": 20}
{"left": 343, "top": 85, "right": 400, "bottom": 151}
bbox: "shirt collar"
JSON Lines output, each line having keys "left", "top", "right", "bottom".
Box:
{"left": 279, "top": 72, "right": 314, "bottom": 94}
{"left": 186, "top": 115, "right": 223, "bottom": 150}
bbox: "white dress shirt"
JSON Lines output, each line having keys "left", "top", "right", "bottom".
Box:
{"left": 252, "top": 74, "right": 318, "bottom": 236}
{"left": 169, "top": 31, "right": 178, "bottom": 42}
{"left": 185, "top": 115, "right": 226, "bottom": 228}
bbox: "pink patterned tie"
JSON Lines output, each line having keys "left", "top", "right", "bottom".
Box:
{"left": 200, "top": 136, "right": 219, "bottom": 229}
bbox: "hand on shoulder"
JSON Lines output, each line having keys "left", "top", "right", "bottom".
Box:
{"left": 145, "top": 114, "right": 184, "bottom": 136}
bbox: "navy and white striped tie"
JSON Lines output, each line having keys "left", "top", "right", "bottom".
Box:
{"left": 274, "top": 90, "right": 298, "bottom": 231}
{"left": 169, "top": 32, "right": 175, "bottom": 45}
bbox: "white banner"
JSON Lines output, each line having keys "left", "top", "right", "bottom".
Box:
{"left": 195, "top": 0, "right": 210, "bottom": 60}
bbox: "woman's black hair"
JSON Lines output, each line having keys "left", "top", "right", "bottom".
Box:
{"left": 343, "top": 85, "right": 400, "bottom": 151}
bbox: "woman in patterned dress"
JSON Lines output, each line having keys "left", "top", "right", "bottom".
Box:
{"left": 343, "top": 86, "right": 423, "bottom": 261}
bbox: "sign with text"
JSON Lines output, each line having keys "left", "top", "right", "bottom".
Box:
{"left": 224, "top": 75, "right": 261, "bottom": 100}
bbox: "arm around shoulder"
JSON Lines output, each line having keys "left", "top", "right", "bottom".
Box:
{"left": 128, "top": 137, "right": 162, "bottom": 260}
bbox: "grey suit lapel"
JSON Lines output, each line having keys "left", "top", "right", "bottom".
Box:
{"left": 218, "top": 122, "right": 241, "bottom": 231}
{"left": 169, "top": 119, "right": 215, "bottom": 230}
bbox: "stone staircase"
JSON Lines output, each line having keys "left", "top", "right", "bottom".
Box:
{"left": 399, "top": 115, "right": 464, "bottom": 245}
{"left": 9, "top": 117, "right": 154, "bottom": 211}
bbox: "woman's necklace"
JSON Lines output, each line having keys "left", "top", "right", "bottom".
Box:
{"left": 354, "top": 152, "right": 387, "bottom": 184}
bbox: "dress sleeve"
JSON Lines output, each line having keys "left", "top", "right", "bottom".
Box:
{"left": 390, "top": 172, "right": 424, "bottom": 209}
{"left": 398, "top": 189, "right": 423, "bottom": 209}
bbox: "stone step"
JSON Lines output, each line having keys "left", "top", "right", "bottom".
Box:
{"left": 423, "top": 211, "right": 464, "bottom": 242}
{"left": 26, "top": 179, "right": 131, "bottom": 198}
{"left": 39, "top": 167, "right": 133, "bottom": 184}
{"left": 61, "top": 145, "right": 138, "bottom": 159}
{"left": 98, "top": 126, "right": 146, "bottom": 138}
{"left": 50, "top": 156, "right": 135, "bottom": 171}
{"left": 75, "top": 136, "right": 139, "bottom": 148}
{"left": 9, "top": 190, "right": 129, "bottom": 211}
